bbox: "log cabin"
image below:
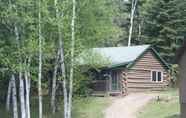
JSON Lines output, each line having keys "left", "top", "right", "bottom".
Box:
{"left": 81, "top": 45, "right": 170, "bottom": 96}
{"left": 175, "top": 41, "right": 186, "bottom": 118}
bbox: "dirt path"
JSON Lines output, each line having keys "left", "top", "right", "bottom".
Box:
{"left": 105, "top": 93, "right": 155, "bottom": 118}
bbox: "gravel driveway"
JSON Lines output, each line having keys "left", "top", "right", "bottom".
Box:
{"left": 105, "top": 93, "right": 155, "bottom": 118}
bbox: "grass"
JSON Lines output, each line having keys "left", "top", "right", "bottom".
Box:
{"left": 137, "top": 88, "right": 180, "bottom": 118}
{"left": 0, "top": 97, "right": 112, "bottom": 118}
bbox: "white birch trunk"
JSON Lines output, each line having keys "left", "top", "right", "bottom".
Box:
{"left": 6, "top": 1, "right": 13, "bottom": 111}
{"left": 68, "top": 0, "right": 76, "bottom": 117}
{"left": 58, "top": 13, "right": 68, "bottom": 118}
{"left": 27, "top": 58, "right": 31, "bottom": 93}
{"left": 6, "top": 79, "right": 12, "bottom": 111}
{"left": 38, "top": 0, "right": 43, "bottom": 118}
{"left": 25, "top": 70, "right": 30, "bottom": 118}
{"left": 19, "top": 72, "right": 26, "bottom": 118}
{"left": 138, "top": 23, "right": 141, "bottom": 41}
{"left": 54, "top": 0, "right": 68, "bottom": 117}
{"left": 128, "top": 0, "right": 138, "bottom": 46}
{"left": 51, "top": 51, "right": 59, "bottom": 113}
{"left": 12, "top": 75, "right": 18, "bottom": 118}
{"left": 9, "top": 0, "right": 26, "bottom": 117}
{"left": 38, "top": 0, "right": 43, "bottom": 117}
{"left": 14, "top": 19, "right": 27, "bottom": 118}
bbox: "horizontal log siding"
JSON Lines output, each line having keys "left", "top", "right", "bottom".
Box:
{"left": 125, "top": 50, "right": 170, "bottom": 92}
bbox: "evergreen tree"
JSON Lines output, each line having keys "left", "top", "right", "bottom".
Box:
{"left": 141, "top": 0, "right": 186, "bottom": 62}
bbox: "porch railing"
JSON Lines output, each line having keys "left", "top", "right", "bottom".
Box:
{"left": 91, "top": 80, "right": 109, "bottom": 92}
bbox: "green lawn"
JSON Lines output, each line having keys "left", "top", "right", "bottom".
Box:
{"left": 0, "top": 97, "right": 112, "bottom": 118}
{"left": 137, "top": 89, "right": 180, "bottom": 118}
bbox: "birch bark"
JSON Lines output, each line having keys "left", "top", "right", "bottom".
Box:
{"left": 128, "top": 0, "right": 138, "bottom": 46}
{"left": 12, "top": 75, "right": 18, "bottom": 118}
{"left": 38, "top": 0, "right": 43, "bottom": 117}
{"left": 19, "top": 72, "right": 26, "bottom": 118}
{"left": 14, "top": 19, "right": 26, "bottom": 118}
{"left": 25, "top": 59, "right": 31, "bottom": 118}
{"left": 51, "top": 51, "right": 59, "bottom": 113}
{"left": 138, "top": 23, "right": 141, "bottom": 41}
{"left": 6, "top": 79, "right": 12, "bottom": 111}
{"left": 68, "top": 0, "right": 76, "bottom": 117}
{"left": 54, "top": 0, "right": 68, "bottom": 117}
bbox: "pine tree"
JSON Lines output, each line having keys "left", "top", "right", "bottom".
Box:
{"left": 141, "top": 0, "right": 186, "bottom": 63}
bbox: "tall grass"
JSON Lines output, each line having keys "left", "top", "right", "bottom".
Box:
{"left": 137, "top": 88, "right": 180, "bottom": 118}
{"left": 0, "top": 96, "right": 112, "bottom": 118}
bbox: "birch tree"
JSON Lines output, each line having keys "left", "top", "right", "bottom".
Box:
{"left": 6, "top": 79, "right": 12, "bottom": 111}
{"left": 38, "top": 0, "right": 43, "bottom": 117}
{"left": 68, "top": 0, "right": 76, "bottom": 117}
{"left": 6, "top": 75, "right": 19, "bottom": 118}
{"left": 128, "top": 0, "right": 138, "bottom": 46}
{"left": 14, "top": 20, "right": 26, "bottom": 118}
{"left": 7, "top": 0, "right": 26, "bottom": 117}
{"left": 11, "top": 74, "right": 18, "bottom": 118}
{"left": 25, "top": 58, "right": 31, "bottom": 118}
{"left": 14, "top": 16, "right": 27, "bottom": 118}
{"left": 51, "top": 50, "right": 59, "bottom": 113}
{"left": 54, "top": 0, "right": 68, "bottom": 117}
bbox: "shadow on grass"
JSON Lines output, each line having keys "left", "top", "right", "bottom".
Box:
{"left": 165, "top": 114, "right": 180, "bottom": 118}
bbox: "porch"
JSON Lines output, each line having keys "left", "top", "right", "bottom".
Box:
{"left": 91, "top": 70, "right": 123, "bottom": 96}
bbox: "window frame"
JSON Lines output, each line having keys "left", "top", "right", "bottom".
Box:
{"left": 151, "top": 70, "right": 163, "bottom": 82}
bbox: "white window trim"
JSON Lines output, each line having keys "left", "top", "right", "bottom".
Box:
{"left": 151, "top": 70, "right": 163, "bottom": 82}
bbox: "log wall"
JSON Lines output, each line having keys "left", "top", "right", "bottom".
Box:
{"left": 124, "top": 50, "right": 170, "bottom": 92}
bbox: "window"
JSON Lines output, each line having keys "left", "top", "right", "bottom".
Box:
{"left": 151, "top": 71, "right": 163, "bottom": 82}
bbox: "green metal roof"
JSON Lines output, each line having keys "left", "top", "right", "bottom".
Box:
{"left": 80, "top": 45, "right": 170, "bottom": 70}
{"left": 93, "top": 45, "right": 151, "bottom": 66}
{"left": 93, "top": 45, "right": 169, "bottom": 69}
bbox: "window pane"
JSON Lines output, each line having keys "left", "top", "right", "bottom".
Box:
{"left": 158, "top": 72, "right": 162, "bottom": 81}
{"left": 152, "top": 71, "right": 156, "bottom": 81}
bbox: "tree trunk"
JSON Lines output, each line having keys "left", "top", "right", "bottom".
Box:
{"left": 38, "top": 0, "right": 43, "bottom": 117}
{"left": 54, "top": 0, "right": 68, "bottom": 117}
{"left": 6, "top": 79, "right": 12, "bottom": 111}
{"left": 137, "top": 23, "right": 141, "bottom": 41}
{"left": 7, "top": 0, "right": 13, "bottom": 111}
{"left": 25, "top": 70, "right": 31, "bottom": 118}
{"left": 68, "top": 0, "right": 76, "bottom": 117}
{"left": 12, "top": 75, "right": 18, "bottom": 118}
{"left": 128, "top": 0, "right": 138, "bottom": 46}
{"left": 19, "top": 72, "right": 26, "bottom": 118}
{"left": 51, "top": 51, "right": 59, "bottom": 114}
{"left": 63, "top": 79, "right": 68, "bottom": 118}
{"left": 59, "top": 18, "right": 68, "bottom": 118}
{"left": 14, "top": 17, "right": 26, "bottom": 118}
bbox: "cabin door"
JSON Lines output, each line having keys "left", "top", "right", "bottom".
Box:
{"left": 111, "top": 71, "right": 121, "bottom": 91}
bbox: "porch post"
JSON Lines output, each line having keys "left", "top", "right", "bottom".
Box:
{"left": 106, "top": 71, "right": 112, "bottom": 96}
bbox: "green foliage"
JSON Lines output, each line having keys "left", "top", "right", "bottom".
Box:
{"left": 112, "top": 0, "right": 186, "bottom": 63}
{"left": 0, "top": 0, "right": 121, "bottom": 99}
{"left": 141, "top": 0, "right": 186, "bottom": 63}
{"left": 75, "top": 49, "right": 112, "bottom": 96}
{"left": 73, "top": 70, "right": 92, "bottom": 96}
{"left": 169, "top": 64, "right": 179, "bottom": 87}
{"left": 113, "top": 0, "right": 147, "bottom": 46}
{"left": 78, "top": 49, "right": 112, "bottom": 69}
{"left": 0, "top": 97, "right": 111, "bottom": 118}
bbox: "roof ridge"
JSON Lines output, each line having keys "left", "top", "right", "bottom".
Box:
{"left": 93, "top": 44, "right": 151, "bottom": 49}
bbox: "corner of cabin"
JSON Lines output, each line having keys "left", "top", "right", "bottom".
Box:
{"left": 124, "top": 49, "right": 170, "bottom": 92}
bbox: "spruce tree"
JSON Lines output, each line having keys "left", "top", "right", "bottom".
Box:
{"left": 142, "top": 0, "right": 186, "bottom": 63}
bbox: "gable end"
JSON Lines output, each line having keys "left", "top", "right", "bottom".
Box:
{"left": 127, "top": 47, "right": 170, "bottom": 71}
